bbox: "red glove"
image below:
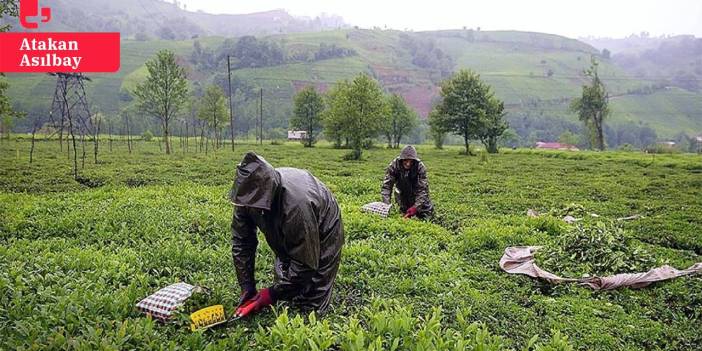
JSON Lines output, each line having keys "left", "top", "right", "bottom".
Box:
{"left": 404, "top": 206, "right": 418, "bottom": 219}
{"left": 235, "top": 288, "right": 275, "bottom": 318}
{"left": 238, "top": 288, "right": 257, "bottom": 307}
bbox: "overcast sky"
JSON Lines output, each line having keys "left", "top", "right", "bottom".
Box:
{"left": 178, "top": 0, "right": 702, "bottom": 38}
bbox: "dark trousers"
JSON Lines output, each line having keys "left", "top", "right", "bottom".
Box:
{"left": 273, "top": 249, "right": 342, "bottom": 314}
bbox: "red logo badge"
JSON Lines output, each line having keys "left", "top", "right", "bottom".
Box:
{"left": 0, "top": 1, "right": 121, "bottom": 73}
{"left": 19, "top": 0, "right": 52, "bottom": 29}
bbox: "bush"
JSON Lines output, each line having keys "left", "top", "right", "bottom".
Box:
{"left": 142, "top": 130, "right": 154, "bottom": 141}
{"left": 644, "top": 144, "right": 680, "bottom": 154}
{"left": 252, "top": 301, "right": 573, "bottom": 351}
{"left": 618, "top": 143, "right": 637, "bottom": 152}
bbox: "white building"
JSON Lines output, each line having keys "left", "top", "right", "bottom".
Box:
{"left": 287, "top": 130, "right": 308, "bottom": 140}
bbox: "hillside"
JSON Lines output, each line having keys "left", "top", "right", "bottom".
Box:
{"left": 583, "top": 35, "right": 702, "bottom": 92}
{"left": 5, "top": 28, "right": 702, "bottom": 145}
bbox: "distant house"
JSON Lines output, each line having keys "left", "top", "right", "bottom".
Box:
{"left": 657, "top": 141, "right": 676, "bottom": 149}
{"left": 535, "top": 142, "right": 579, "bottom": 151}
{"left": 287, "top": 130, "right": 308, "bottom": 140}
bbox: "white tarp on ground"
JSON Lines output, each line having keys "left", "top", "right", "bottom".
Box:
{"left": 500, "top": 246, "right": 702, "bottom": 290}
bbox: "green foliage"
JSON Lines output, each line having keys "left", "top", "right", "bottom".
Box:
{"left": 0, "top": 0, "right": 19, "bottom": 32}
{"left": 557, "top": 131, "right": 580, "bottom": 146}
{"left": 531, "top": 331, "right": 574, "bottom": 351}
{"left": 0, "top": 76, "right": 23, "bottom": 139}
{"left": 498, "top": 128, "right": 520, "bottom": 148}
{"left": 142, "top": 130, "right": 154, "bottom": 141}
{"left": 399, "top": 33, "right": 454, "bottom": 77}
{"left": 6, "top": 29, "right": 702, "bottom": 139}
{"left": 133, "top": 50, "right": 188, "bottom": 154}
{"left": 338, "top": 300, "right": 507, "bottom": 351}
{"left": 570, "top": 57, "right": 610, "bottom": 150}
{"left": 197, "top": 85, "right": 229, "bottom": 148}
{"left": 198, "top": 85, "right": 228, "bottom": 126}
{"left": 428, "top": 110, "right": 446, "bottom": 149}
{"left": 1, "top": 141, "right": 701, "bottom": 350}
{"left": 254, "top": 309, "right": 335, "bottom": 351}
{"left": 291, "top": 86, "right": 325, "bottom": 147}
{"left": 617, "top": 143, "right": 636, "bottom": 152}
{"left": 220, "top": 36, "right": 286, "bottom": 69}
{"left": 323, "top": 73, "right": 388, "bottom": 159}
{"left": 315, "top": 43, "right": 357, "bottom": 61}
{"left": 645, "top": 144, "right": 682, "bottom": 154}
{"left": 433, "top": 70, "right": 508, "bottom": 155}
{"left": 382, "top": 94, "right": 419, "bottom": 149}
{"left": 478, "top": 98, "right": 508, "bottom": 153}
{"left": 537, "top": 220, "right": 658, "bottom": 277}
{"left": 547, "top": 203, "right": 587, "bottom": 218}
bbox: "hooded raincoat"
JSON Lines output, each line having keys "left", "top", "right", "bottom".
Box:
{"left": 381, "top": 145, "right": 434, "bottom": 218}
{"left": 230, "top": 152, "right": 344, "bottom": 312}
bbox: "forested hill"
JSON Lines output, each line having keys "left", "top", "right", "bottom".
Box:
{"left": 4, "top": 13, "right": 702, "bottom": 146}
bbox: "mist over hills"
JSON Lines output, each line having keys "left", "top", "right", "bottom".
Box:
{"left": 3, "top": 0, "right": 347, "bottom": 38}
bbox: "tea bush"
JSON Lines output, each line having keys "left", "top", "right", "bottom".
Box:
{"left": 1, "top": 140, "right": 700, "bottom": 350}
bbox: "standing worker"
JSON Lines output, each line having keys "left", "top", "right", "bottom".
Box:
{"left": 230, "top": 152, "right": 344, "bottom": 317}
{"left": 381, "top": 145, "right": 434, "bottom": 219}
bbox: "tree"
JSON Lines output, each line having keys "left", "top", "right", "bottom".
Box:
{"left": 157, "top": 26, "right": 177, "bottom": 40}
{"left": 0, "top": 78, "right": 22, "bottom": 140}
{"left": 433, "top": 70, "right": 505, "bottom": 155}
{"left": 558, "top": 130, "right": 580, "bottom": 145}
{"left": 198, "top": 85, "right": 228, "bottom": 150}
{"left": 428, "top": 110, "right": 447, "bottom": 149}
{"left": 638, "top": 126, "right": 657, "bottom": 149}
{"left": 225, "top": 36, "right": 285, "bottom": 69}
{"left": 322, "top": 84, "right": 346, "bottom": 148}
{"left": 382, "top": 94, "right": 418, "bottom": 148}
{"left": 477, "top": 98, "right": 508, "bottom": 153}
{"left": 0, "top": 0, "right": 19, "bottom": 32}
{"left": 0, "top": 1, "right": 22, "bottom": 139}
{"left": 499, "top": 128, "right": 520, "bottom": 148}
{"left": 134, "top": 50, "right": 188, "bottom": 154}
{"left": 570, "top": 57, "right": 609, "bottom": 151}
{"left": 324, "top": 73, "right": 387, "bottom": 159}
{"left": 290, "top": 86, "right": 324, "bottom": 147}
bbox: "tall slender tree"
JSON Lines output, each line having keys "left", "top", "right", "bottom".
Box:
{"left": 134, "top": 50, "right": 188, "bottom": 154}
{"left": 477, "top": 98, "right": 508, "bottom": 153}
{"left": 570, "top": 57, "right": 609, "bottom": 150}
{"left": 382, "top": 94, "right": 418, "bottom": 148}
{"left": 198, "top": 85, "right": 228, "bottom": 150}
{"left": 290, "top": 86, "right": 324, "bottom": 147}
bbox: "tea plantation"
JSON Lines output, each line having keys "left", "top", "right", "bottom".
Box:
{"left": 1, "top": 139, "right": 700, "bottom": 350}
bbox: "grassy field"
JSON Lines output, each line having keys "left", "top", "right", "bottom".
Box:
{"left": 609, "top": 88, "right": 702, "bottom": 136}
{"left": 1, "top": 139, "right": 701, "bottom": 350}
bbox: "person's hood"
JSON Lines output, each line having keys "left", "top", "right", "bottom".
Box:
{"left": 399, "top": 145, "right": 420, "bottom": 161}
{"left": 230, "top": 152, "right": 280, "bottom": 210}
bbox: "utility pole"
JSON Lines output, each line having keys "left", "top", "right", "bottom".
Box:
{"left": 227, "top": 55, "right": 235, "bottom": 151}
{"left": 259, "top": 88, "right": 263, "bottom": 145}
{"left": 48, "top": 73, "right": 94, "bottom": 179}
